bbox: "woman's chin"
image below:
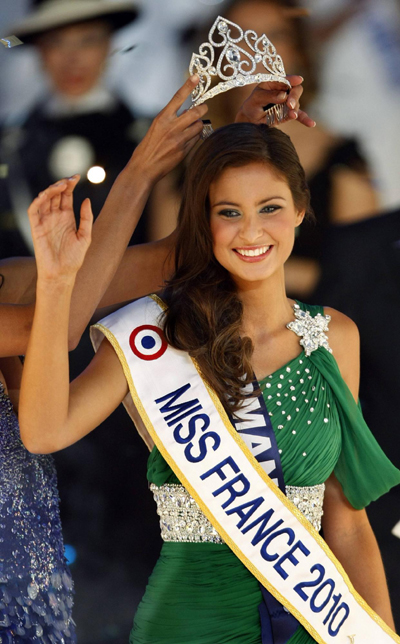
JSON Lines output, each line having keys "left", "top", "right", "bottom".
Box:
{"left": 229, "top": 266, "right": 277, "bottom": 287}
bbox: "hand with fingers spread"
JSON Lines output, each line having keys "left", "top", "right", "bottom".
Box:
{"left": 235, "top": 75, "right": 316, "bottom": 128}
{"left": 27, "top": 175, "right": 93, "bottom": 282}
{"left": 128, "top": 74, "right": 208, "bottom": 184}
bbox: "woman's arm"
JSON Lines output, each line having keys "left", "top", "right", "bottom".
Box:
{"left": 0, "top": 303, "right": 35, "bottom": 358}
{"left": 98, "top": 232, "right": 176, "bottom": 307}
{"left": 0, "top": 258, "right": 36, "bottom": 358}
{"left": 21, "top": 297, "right": 128, "bottom": 453}
{"left": 19, "top": 171, "right": 128, "bottom": 454}
{"left": 0, "top": 356, "right": 23, "bottom": 409}
{"left": 324, "top": 307, "right": 360, "bottom": 398}
{"left": 322, "top": 308, "right": 395, "bottom": 629}
{"left": 323, "top": 473, "right": 395, "bottom": 629}
{"left": 0, "top": 257, "right": 37, "bottom": 304}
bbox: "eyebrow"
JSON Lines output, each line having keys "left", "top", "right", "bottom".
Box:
{"left": 212, "top": 196, "right": 287, "bottom": 207}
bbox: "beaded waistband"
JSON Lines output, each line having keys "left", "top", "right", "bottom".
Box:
{"left": 150, "top": 482, "right": 325, "bottom": 544}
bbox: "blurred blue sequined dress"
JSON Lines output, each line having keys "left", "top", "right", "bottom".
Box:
{"left": 0, "top": 383, "right": 76, "bottom": 643}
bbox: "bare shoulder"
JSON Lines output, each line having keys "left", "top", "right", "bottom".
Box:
{"left": 324, "top": 307, "right": 360, "bottom": 400}
{"left": 324, "top": 307, "right": 360, "bottom": 351}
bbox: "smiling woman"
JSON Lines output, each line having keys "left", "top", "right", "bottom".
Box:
{"left": 163, "top": 123, "right": 313, "bottom": 413}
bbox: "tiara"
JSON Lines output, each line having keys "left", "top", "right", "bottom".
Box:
{"left": 190, "top": 16, "right": 290, "bottom": 108}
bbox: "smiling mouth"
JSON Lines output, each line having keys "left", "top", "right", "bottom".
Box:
{"left": 234, "top": 245, "right": 272, "bottom": 259}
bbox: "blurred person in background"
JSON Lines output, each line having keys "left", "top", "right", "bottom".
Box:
{"left": 0, "top": 0, "right": 150, "bottom": 259}
{"left": 308, "top": 0, "right": 400, "bottom": 212}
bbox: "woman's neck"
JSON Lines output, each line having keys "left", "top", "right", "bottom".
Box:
{"left": 237, "top": 271, "right": 294, "bottom": 340}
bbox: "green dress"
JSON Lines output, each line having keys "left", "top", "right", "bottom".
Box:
{"left": 130, "top": 303, "right": 400, "bottom": 644}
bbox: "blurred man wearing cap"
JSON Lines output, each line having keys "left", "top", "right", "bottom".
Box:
{"left": 0, "top": 0, "right": 146, "bottom": 258}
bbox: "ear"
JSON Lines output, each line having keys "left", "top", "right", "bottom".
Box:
{"left": 295, "top": 209, "right": 306, "bottom": 226}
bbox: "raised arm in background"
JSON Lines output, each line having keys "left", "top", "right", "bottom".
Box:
{"left": 19, "top": 148, "right": 129, "bottom": 455}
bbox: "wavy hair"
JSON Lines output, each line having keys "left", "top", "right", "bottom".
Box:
{"left": 162, "top": 123, "right": 312, "bottom": 414}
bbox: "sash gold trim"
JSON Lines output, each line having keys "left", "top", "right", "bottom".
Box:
{"left": 92, "top": 298, "right": 400, "bottom": 644}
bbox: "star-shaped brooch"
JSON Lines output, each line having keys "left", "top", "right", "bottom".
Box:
{"left": 287, "top": 303, "right": 332, "bottom": 357}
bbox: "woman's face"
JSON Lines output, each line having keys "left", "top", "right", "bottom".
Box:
{"left": 37, "top": 21, "right": 111, "bottom": 97}
{"left": 209, "top": 162, "right": 304, "bottom": 287}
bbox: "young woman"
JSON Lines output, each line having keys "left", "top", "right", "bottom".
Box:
{"left": 18, "top": 117, "right": 399, "bottom": 643}
{"left": 203, "top": 0, "right": 380, "bottom": 300}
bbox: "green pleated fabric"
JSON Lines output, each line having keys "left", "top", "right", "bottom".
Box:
{"left": 130, "top": 302, "right": 400, "bottom": 644}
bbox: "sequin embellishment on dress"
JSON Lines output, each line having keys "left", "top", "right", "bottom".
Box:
{"left": 287, "top": 303, "right": 332, "bottom": 356}
{"left": 0, "top": 383, "right": 76, "bottom": 643}
{"left": 151, "top": 482, "right": 325, "bottom": 543}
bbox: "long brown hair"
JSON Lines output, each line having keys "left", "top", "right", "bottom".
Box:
{"left": 162, "top": 123, "right": 312, "bottom": 414}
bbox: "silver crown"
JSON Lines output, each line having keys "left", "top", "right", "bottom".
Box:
{"left": 190, "top": 16, "right": 290, "bottom": 107}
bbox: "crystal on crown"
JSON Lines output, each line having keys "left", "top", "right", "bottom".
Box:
{"left": 190, "top": 16, "right": 290, "bottom": 107}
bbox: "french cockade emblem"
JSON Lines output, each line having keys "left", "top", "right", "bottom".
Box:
{"left": 129, "top": 324, "right": 168, "bottom": 361}
{"left": 287, "top": 303, "right": 332, "bottom": 357}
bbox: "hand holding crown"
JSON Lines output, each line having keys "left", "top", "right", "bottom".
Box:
{"left": 235, "top": 75, "right": 316, "bottom": 128}
{"left": 190, "top": 15, "right": 315, "bottom": 131}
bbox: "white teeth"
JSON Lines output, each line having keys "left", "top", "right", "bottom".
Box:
{"left": 236, "top": 246, "right": 270, "bottom": 257}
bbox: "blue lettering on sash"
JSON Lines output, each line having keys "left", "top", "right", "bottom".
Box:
{"left": 274, "top": 541, "right": 310, "bottom": 580}
{"left": 201, "top": 456, "right": 239, "bottom": 481}
{"left": 226, "top": 496, "right": 265, "bottom": 528}
{"left": 241, "top": 508, "right": 284, "bottom": 545}
{"left": 155, "top": 385, "right": 220, "bottom": 463}
{"left": 184, "top": 432, "right": 221, "bottom": 463}
{"left": 260, "top": 527, "right": 295, "bottom": 561}
{"left": 213, "top": 473, "right": 251, "bottom": 509}
{"left": 173, "top": 413, "right": 209, "bottom": 444}
{"left": 155, "top": 383, "right": 202, "bottom": 426}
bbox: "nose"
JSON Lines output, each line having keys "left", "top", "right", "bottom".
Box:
{"left": 239, "top": 213, "right": 264, "bottom": 244}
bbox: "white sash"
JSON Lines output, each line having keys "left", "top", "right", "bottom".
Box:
{"left": 91, "top": 295, "right": 399, "bottom": 644}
